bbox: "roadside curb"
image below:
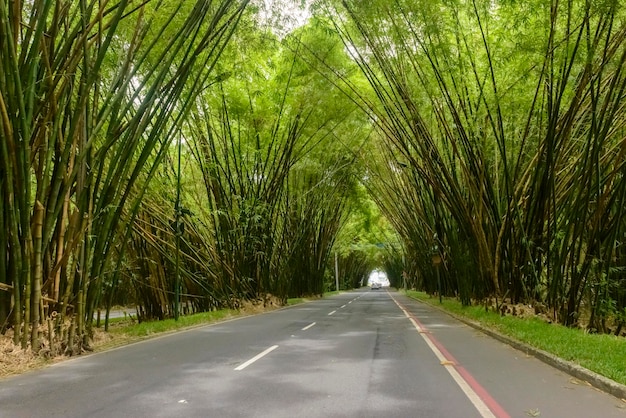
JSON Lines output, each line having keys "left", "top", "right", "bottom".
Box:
{"left": 407, "top": 295, "right": 626, "bottom": 400}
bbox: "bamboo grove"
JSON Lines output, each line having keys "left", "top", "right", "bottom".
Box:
{"left": 0, "top": 0, "right": 256, "bottom": 352}
{"left": 5, "top": 0, "right": 626, "bottom": 357}
{"left": 326, "top": 0, "right": 626, "bottom": 333}
{"left": 0, "top": 0, "right": 373, "bottom": 354}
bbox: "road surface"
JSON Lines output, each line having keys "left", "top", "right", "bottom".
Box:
{"left": 1, "top": 290, "right": 625, "bottom": 417}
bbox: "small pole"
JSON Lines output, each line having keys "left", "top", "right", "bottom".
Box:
{"left": 335, "top": 252, "right": 339, "bottom": 292}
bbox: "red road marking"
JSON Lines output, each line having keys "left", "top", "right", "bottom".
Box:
{"left": 395, "top": 296, "right": 510, "bottom": 418}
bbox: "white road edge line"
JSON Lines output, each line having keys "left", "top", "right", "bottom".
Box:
{"left": 234, "top": 345, "right": 279, "bottom": 371}
{"left": 328, "top": 310, "right": 337, "bottom": 316}
{"left": 302, "top": 322, "right": 316, "bottom": 331}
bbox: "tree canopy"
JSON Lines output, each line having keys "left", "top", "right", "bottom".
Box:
{"left": 2, "top": 0, "right": 626, "bottom": 355}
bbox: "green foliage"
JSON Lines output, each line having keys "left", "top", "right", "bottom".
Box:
{"left": 107, "top": 309, "right": 236, "bottom": 339}
{"left": 325, "top": 0, "right": 626, "bottom": 329}
{"left": 333, "top": 183, "right": 401, "bottom": 287}
{"left": 7, "top": 0, "right": 626, "bottom": 361}
{"left": 119, "top": 5, "right": 373, "bottom": 318}
{"left": 0, "top": 0, "right": 250, "bottom": 352}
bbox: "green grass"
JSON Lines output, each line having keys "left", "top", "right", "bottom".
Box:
{"left": 104, "top": 309, "right": 236, "bottom": 340}
{"left": 94, "top": 315, "right": 128, "bottom": 326}
{"left": 406, "top": 291, "right": 626, "bottom": 386}
{"left": 287, "top": 298, "right": 306, "bottom": 305}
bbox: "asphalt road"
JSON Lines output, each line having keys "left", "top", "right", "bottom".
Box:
{"left": 1, "top": 290, "right": 625, "bottom": 417}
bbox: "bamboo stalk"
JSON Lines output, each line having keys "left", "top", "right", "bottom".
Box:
{"left": 31, "top": 200, "right": 45, "bottom": 349}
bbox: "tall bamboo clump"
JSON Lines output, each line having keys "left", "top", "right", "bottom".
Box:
{"left": 174, "top": 23, "right": 366, "bottom": 304}
{"left": 282, "top": 167, "right": 352, "bottom": 297}
{"left": 189, "top": 102, "right": 301, "bottom": 303}
{"left": 100, "top": 19, "right": 366, "bottom": 319}
{"left": 332, "top": 0, "right": 626, "bottom": 329}
{"left": 0, "top": 0, "right": 249, "bottom": 353}
{"left": 187, "top": 90, "right": 353, "bottom": 302}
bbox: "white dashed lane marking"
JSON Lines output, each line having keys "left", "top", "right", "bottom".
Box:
{"left": 302, "top": 322, "right": 316, "bottom": 331}
{"left": 234, "top": 345, "right": 279, "bottom": 371}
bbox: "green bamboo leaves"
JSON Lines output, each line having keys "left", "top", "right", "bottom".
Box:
{"left": 331, "top": 0, "right": 626, "bottom": 329}
{"left": 97, "top": 15, "right": 365, "bottom": 323}
{"left": 0, "top": 0, "right": 249, "bottom": 352}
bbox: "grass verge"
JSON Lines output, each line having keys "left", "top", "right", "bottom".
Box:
{"left": 104, "top": 310, "right": 235, "bottom": 339}
{"left": 287, "top": 298, "right": 306, "bottom": 305}
{"left": 406, "top": 290, "right": 626, "bottom": 386}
